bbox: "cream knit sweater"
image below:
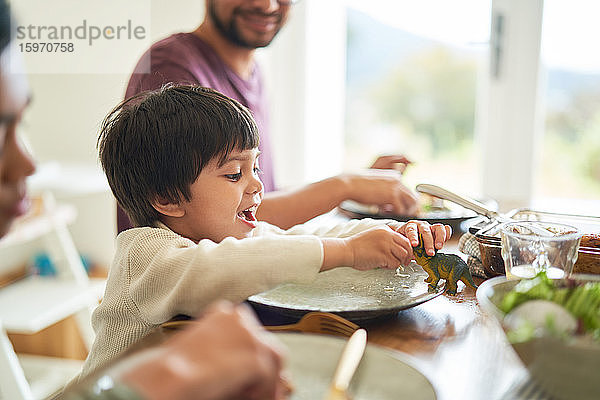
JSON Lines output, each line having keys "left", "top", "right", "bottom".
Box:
{"left": 78, "top": 218, "right": 390, "bottom": 379}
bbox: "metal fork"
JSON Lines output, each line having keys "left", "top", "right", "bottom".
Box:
{"left": 160, "top": 311, "right": 360, "bottom": 337}
{"left": 265, "top": 312, "right": 360, "bottom": 337}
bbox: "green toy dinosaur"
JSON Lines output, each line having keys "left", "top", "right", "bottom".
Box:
{"left": 412, "top": 235, "right": 478, "bottom": 295}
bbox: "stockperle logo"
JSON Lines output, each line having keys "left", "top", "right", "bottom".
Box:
{"left": 10, "top": 0, "right": 151, "bottom": 74}
{"left": 16, "top": 19, "right": 146, "bottom": 46}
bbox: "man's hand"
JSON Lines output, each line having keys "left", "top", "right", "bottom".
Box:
{"left": 369, "top": 154, "right": 412, "bottom": 174}
{"left": 340, "top": 170, "right": 419, "bottom": 216}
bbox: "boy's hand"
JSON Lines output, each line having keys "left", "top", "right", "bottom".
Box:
{"left": 391, "top": 221, "right": 452, "bottom": 256}
{"left": 321, "top": 225, "right": 414, "bottom": 271}
{"left": 320, "top": 221, "right": 452, "bottom": 272}
{"left": 347, "top": 226, "right": 417, "bottom": 269}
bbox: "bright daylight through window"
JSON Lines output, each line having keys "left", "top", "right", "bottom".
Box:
{"left": 537, "top": 0, "right": 600, "bottom": 205}
{"left": 344, "top": 0, "right": 490, "bottom": 197}
{"left": 344, "top": 0, "right": 600, "bottom": 213}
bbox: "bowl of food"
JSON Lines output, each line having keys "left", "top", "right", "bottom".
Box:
{"left": 476, "top": 273, "right": 600, "bottom": 400}
{"left": 470, "top": 209, "right": 600, "bottom": 277}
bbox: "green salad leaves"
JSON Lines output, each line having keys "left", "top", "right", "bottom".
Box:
{"left": 500, "top": 272, "right": 600, "bottom": 341}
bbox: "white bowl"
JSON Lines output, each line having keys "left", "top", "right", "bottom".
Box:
{"left": 476, "top": 275, "right": 600, "bottom": 400}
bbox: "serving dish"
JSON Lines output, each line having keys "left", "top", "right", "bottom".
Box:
{"left": 276, "top": 332, "right": 436, "bottom": 399}
{"left": 410, "top": 184, "right": 600, "bottom": 276}
{"left": 248, "top": 263, "right": 443, "bottom": 322}
{"left": 470, "top": 209, "right": 600, "bottom": 276}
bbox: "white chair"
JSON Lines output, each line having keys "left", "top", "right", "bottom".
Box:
{"left": 0, "top": 193, "right": 105, "bottom": 400}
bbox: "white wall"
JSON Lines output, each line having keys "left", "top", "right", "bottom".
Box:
{"left": 261, "top": 0, "right": 346, "bottom": 188}
{"left": 14, "top": 1, "right": 205, "bottom": 165}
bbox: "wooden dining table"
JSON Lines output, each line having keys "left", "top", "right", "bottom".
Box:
{"left": 355, "top": 281, "right": 532, "bottom": 400}
{"left": 253, "top": 278, "right": 545, "bottom": 400}
{"left": 114, "top": 278, "right": 537, "bottom": 400}
{"left": 162, "top": 242, "right": 545, "bottom": 400}
{"left": 131, "top": 276, "right": 542, "bottom": 400}
{"left": 247, "top": 211, "right": 549, "bottom": 400}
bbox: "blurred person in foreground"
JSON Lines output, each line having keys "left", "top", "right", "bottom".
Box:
{"left": 120, "top": 0, "right": 418, "bottom": 232}
{"left": 0, "top": 2, "right": 288, "bottom": 399}
{"left": 64, "top": 301, "right": 291, "bottom": 400}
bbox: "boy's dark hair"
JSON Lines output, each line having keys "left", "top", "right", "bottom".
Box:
{"left": 98, "top": 85, "right": 259, "bottom": 227}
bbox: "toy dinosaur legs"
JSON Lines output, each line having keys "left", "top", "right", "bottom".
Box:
{"left": 412, "top": 235, "right": 478, "bottom": 295}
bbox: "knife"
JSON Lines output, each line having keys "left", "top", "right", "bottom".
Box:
{"left": 323, "top": 328, "right": 368, "bottom": 400}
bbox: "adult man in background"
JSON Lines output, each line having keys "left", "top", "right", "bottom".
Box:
{"left": 122, "top": 0, "right": 418, "bottom": 232}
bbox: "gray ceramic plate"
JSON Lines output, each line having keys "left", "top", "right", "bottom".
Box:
{"left": 338, "top": 198, "right": 497, "bottom": 234}
{"left": 248, "top": 263, "right": 443, "bottom": 322}
{"left": 339, "top": 199, "right": 478, "bottom": 220}
{"left": 276, "top": 332, "right": 437, "bottom": 400}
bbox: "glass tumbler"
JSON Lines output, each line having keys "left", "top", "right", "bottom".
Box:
{"left": 500, "top": 221, "right": 581, "bottom": 280}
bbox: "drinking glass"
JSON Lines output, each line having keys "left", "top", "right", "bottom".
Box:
{"left": 500, "top": 221, "right": 581, "bottom": 280}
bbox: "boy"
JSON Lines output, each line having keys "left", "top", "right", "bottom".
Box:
{"left": 81, "top": 85, "right": 451, "bottom": 378}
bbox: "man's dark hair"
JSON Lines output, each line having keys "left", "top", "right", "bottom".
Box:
{"left": 98, "top": 84, "right": 260, "bottom": 227}
{"left": 0, "top": 0, "right": 12, "bottom": 54}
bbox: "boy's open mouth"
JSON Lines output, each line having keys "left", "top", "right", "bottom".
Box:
{"left": 237, "top": 205, "right": 257, "bottom": 223}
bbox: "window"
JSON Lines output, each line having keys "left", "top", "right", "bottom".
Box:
{"left": 266, "top": 0, "right": 600, "bottom": 214}
{"left": 536, "top": 0, "right": 600, "bottom": 206}
{"left": 344, "top": 0, "right": 491, "bottom": 197}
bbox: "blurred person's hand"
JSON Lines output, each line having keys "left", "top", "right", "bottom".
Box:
{"left": 369, "top": 154, "right": 412, "bottom": 174}
{"left": 121, "top": 301, "right": 288, "bottom": 400}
